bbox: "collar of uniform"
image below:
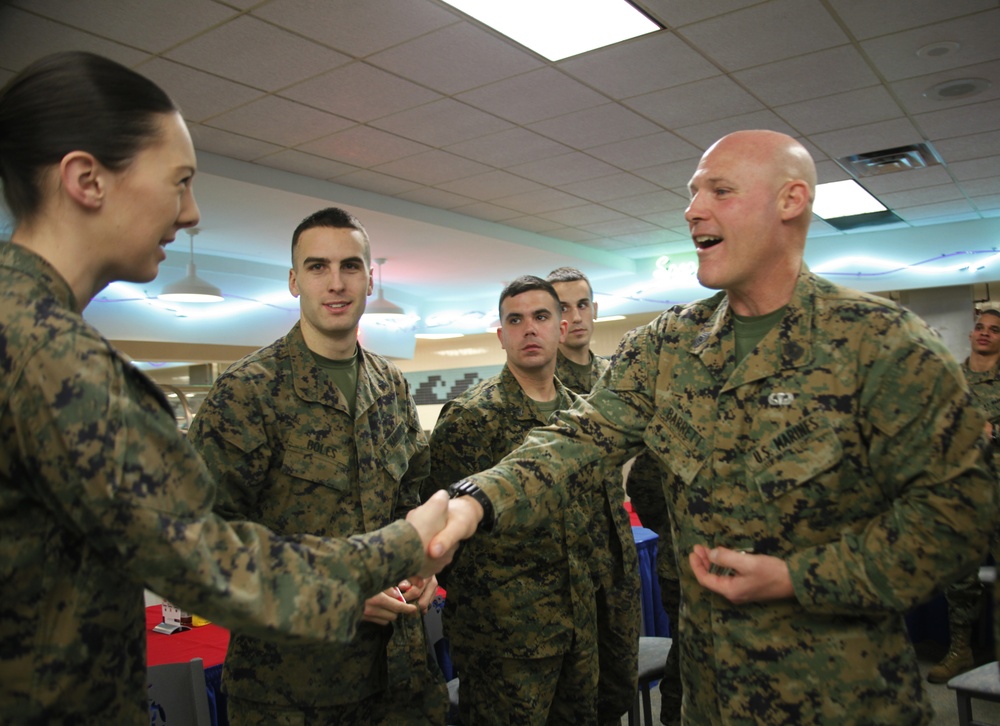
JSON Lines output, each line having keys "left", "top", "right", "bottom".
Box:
{"left": 285, "top": 321, "right": 365, "bottom": 412}
{"left": 499, "top": 363, "right": 572, "bottom": 423}
{"left": 0, "top": 241, "right": 78, "bottom": 312}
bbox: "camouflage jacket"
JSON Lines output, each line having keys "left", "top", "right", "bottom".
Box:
{"left": 554, "top": 349, "right": 608, "bottom": 396}
{"left": 188, "top": 325, "right": 432, "bottom": 707}
{"left": 0, "top": 243, "right": 424, "bottom": 725}
{"left": 469, "top": 270, "right": 994, "bottom": 725}
{"left": 429, "top": 365, "right": 618, "bottom": 658}
{"left": 964, "top": 358, "right": 1000, "bottom": 424}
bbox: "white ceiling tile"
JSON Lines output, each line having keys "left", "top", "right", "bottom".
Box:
{"left": 674, "top": 110, "right": 799, "bottom": 149}
{"left": 558, "top": 32, "right": 720, "bottom": 99}
{"left": 0, "top": 7, "right": 149, "bottom": 70}
{"left": 639, "top": 210, "right": 690, "bottom": 229}
{"left": 916, "top": 98, "right": 1000, "bottom": 142}
{"left": 139, "top": 58, "right": 264, "bottom": 123}
{"left": 492, "top": 189, "right": 586, "bottom": 215}
{"left": 603, "top": 190, "right": 690, "bottom": 216}
{"left": 280, "top": 62, "right": 441, "bottom": 123}
{"left": 587, "top": 132, "right": 700, "bottom": 171}
{"left": 949, "top": 155, "right": 1000, "bottom": 181}
{"left": 808, "top": 118, "right": 924, "bottom": 159}
{"left": 330, "top": 169, "right": 422, "bottom": 196}
{"left": 371, "top": 99, "right": 512, "bottom": 147}
{"left": 560, "top": 173, "right": 662, "bottom": 203}
{"left": 815, "top": 160, "right": 853, "bottom": 184}
{"left": 541, "top": 205, "right": 629, "bottom": 226}
{"left": 626, "top": 75, "right": 763, "bottom": 129}
{"left": 973, "top": 194, "right": 1000, "bottom": 211}
{"left": 445, "top": 128, "right": 571, "bottom": 167}
{"left": 395, "top": 187, "right": 476, "bottom": 210}
{"left": 508, "top": 153, "right": 620, "bottom": 187}
{"left": 935, "top": 130, "right": 1000, "bottom": 163}
{"left": 457, "top": 68, "right": 607, "bottom": 124}
{"left": 298, "top": 126, "right": 429, "bottom": 167}
{"left": 254, "top": 150, "right": 359, "bottom": 180}
{"left": 580, "top": 217, "right": 659, "bottom": 236}
{"left": 373, "top": 150, "right": 490, "bottom": 185}
{"left": 776, "top": 86, "right": 904, "bottom": 135}
{"left": 860, "top": 167, "right": 954, "bottom": 195}
{"left": 963, "top": 177, "right": 1000, "bottom": 197}
{"left": 207, "top": 95, "right": 353, "bottom": 146}
{"left": 436, "top": 171, "right": 545, "bottom": 201}
{"left": 733, "top": 45, "right": 879, "bottom": 106}
{"left": 546, "top": 228, "right": 601, "bottom": 243}
{"left": 632, "top": 159, "right": 702, "bottom": 189}
{"left": 451, "top": 202, "right": 522, "bottom": 223}
{"left": 860, "top": 10, "right": 1000, "bottom": 82}
{"left": 253, "top": 0, "right": 458, "bottom": 57}
{"left": 878, "top": 183, "right": 966, "bottom": 209}
{"left": 892, "top": 60, "right": 1000, "bottom": 116}
{"left": 637, "top": 0, "right": 763, "bottom": 28}
{"left": 187, "top": 123, "right": 282, "bottom": 160}
{"left": 895, "top": 199, "right": 976, "bottom": 219}
{"left": 10, "top": 0, "right": 235, "bottom": 52}
{"left": 503, "top": 216, "right": 566, "bottom": 234}
{"left": 166, "top": 16, "right": 350, "bottom": 91}
{"left": 367, "top": 22, "right": 542, "bottom": 95}
{"left": 825, "top": 0, "right": 997, "bottom": 40}
{"left": 677, "top": 0, "right": 847, "bottom": 71}
{"left": 529, "top": 103, "right": 663, "bottom": 149}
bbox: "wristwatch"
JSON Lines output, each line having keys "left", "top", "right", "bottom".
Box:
{"left": 447, "top": 480, "right": 495, "bottom": 533}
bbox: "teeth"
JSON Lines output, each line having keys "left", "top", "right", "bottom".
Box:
{"left": 694, "top": 236, "right": 722, "bottom": 248}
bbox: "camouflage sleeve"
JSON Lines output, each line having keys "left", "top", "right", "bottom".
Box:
{"left": 428, "top": 400, "right": 495, "bottom": 495}
{"left": 13, "top": 336, "right": 425, "bottom": 643}
{"left": 470, "top": 325, "right": 657, "bottom": 531}
{"left": 787, "top": 325, "right": 995, "bottom": 614}
{"left": 187, "top": 373, "right": 270, "bottom": 521}
{"left": 625, "top": 451, "right": 677, "bottom": 580}
{"left": 395, "top": 379, "right": 429, "bottom": 517}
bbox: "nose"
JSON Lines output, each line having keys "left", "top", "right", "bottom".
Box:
{"left": 177, "top": 187, "right": 201, "bottom": 230}
{"left": 684, "top": 192, "right": 705, "bottom": 225}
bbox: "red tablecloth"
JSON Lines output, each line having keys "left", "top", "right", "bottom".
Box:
{"left": 145, "top": 605, "right": 229, "bottom": 668}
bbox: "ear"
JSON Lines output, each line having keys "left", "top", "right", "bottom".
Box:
{"left": 779, "top": 180, "right": 811, "bottom": 222}
{"left": 496, "top": 326, "right": 505, "bottom": 349}
{"left": 288, "top": 268, "right": 299, "bottom": 297}
{"left": 59, "top": 151, "right": 105, "bottom": 210}
{"left": 592, "top": 301, "right": 599, "bottom": 320}
{"left": 367, "top": 266, "right": 374, "bottom": 296}
{"left": 559, "top": 318, "right": 568, "bottom": 343}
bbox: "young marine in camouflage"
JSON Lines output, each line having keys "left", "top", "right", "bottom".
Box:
{"left": 441, "top": 131, "right": 995, "bottom": 725}
{"left": 189, "top": 209, "right": 447, "bottom": 724}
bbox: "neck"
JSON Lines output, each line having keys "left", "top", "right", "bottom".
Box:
{"left": 508, "top": 361, "right": 558, "bottom": 402}
{"left": 969, "top": 351, "right": 1000, "bottom": 373}
{"left": 300, "top": 322, "right": 359, "bottom": 360}
{"left": 559, "top": 345, "right": 591, "bottom": 365}
{"left": 727, "top": 260, "right": 802, "bottom": 317}
{"left": 11, "top": 221, "right": 106, "bottom": 311}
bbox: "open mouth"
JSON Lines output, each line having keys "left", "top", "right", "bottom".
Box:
{"left": 694, "top": 236, "right": 723, "bottom": 250}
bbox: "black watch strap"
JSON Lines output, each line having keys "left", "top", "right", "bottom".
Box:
{"left": 447, "top": 480, "right": 495, "bottom": 533}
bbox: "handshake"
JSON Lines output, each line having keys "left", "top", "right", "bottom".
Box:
{"left": 404, "top": 489, "right": 486, "bottom": 578}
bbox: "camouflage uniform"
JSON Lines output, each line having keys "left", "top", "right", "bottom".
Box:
{"left": 469, "top": 271, "right": 994, "bottom": 725}
{"left": 0, "top": 243, "right": 426, "bottom": 725}
{"left": 555, "top": 350, "right": 642, "bottom": 721}
{"left": 429, "top": 365, "right": 636, "bottom": 724}
{"left": 188, "top": 323, "right": 446, "bottom": 724}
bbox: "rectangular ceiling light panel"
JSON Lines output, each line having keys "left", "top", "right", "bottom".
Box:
{"left": 440, "top": 0, "right": 661, "bottom": 61}
{"left": 813, "top": 179, "right": 887, "bottom": 220}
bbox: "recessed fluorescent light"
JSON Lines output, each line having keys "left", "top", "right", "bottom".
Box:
{"left": 439, "top": 0, "right": 661, "bottom": 61}
{"left": 814, "top": 180, "right": 887, "bottom": 219}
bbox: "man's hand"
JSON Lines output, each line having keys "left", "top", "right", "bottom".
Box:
{"left": 689, "top": 544, "right": 794, "bottom": 604}
{"left": 427, "top": 495, "right": 484, "bottom": 561}
{"left": 405, "top": 490, "right": 450, "bottom": 577}
{"left": 361, "top": 584, "right": 419, "bottom": 626}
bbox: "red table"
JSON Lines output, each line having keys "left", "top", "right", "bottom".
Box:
{"left": 146, "top": 605, "right": 230, "bottom": 725}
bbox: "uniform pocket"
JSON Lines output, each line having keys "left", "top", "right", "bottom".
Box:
{"left": 280, "top": 444, "right": 351, "bottom": 491}
{"left": 745, "top": 417, "right": 842, "bottom": 502}
{"left": 643, "top": 392, "right": 709, "bottom": 485}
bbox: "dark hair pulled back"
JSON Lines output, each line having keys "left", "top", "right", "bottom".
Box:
{"left": 0, "top": 51, "right": 178, "bottom": 223}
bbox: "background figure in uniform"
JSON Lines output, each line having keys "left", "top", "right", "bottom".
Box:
{"left": 546, "top": 266, "right": 642, "bottom": 722}
{"left": 189, "top": 208, "right": 447, "bottom": 725}
{"left": 926, "top": 308, "right": 1000, "bottom": 683}
{"left": 429, "top": 275, "right": 636, "bottom": 725}
{"left": 430, "top": 130, "right": 995, "bottom": 724}
{"left": 0, "top": 52, "right": 455, "bottom": 725}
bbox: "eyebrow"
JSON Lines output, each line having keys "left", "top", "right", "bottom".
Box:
{"left": 504, "top": 307, "right": 553, "bottom": 321}
{"left": 300, "top": 255, "right": 366, "bottom": 266}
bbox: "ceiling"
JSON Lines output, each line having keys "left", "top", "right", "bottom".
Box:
{"left": 1, "top": 0, "right": 999, "bottom": 353}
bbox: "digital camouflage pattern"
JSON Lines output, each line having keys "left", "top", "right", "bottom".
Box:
{"left": 470, "top": 270, "right": 995, "bottom": 725}
{"left": 429, "top": 365, "right": 636, "bottom": 723}
{"left": 0, "top": 242, "right": 426, "bottom": 725}
{"left": 555, "top": 349, "right": 642, "bottom": 720}
{"left": 188, "top": 325, "right": 446, "bottom": 719}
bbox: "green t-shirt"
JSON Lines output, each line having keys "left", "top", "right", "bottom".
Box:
{"left": 732, "top": 306, "right": 787, "bottom": 364}
{"left": 311, "top": 347, "right": 359, "bottom": 416}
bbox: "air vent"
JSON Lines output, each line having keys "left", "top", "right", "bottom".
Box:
{"left": 837, "top": 143, "right": 942, "bottom": 178}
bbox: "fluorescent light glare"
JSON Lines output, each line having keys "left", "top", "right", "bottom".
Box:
{"left": 814, "top": 180, "right": 887, "bottom": 219}
{"left": 595, "top": 315, "right": 626, "bottom": 323}
{"left": 415, "top": 333, "right": 466, "bottom": 340}
{"left": 440, "top": 0, "right": 660, "bottom": 61}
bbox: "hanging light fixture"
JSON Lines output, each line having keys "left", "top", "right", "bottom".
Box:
{"left": 365, "top": 257, "right": 405, "bottom": 316}
{"left": 158, "top": 228, "right": 224, "bottom": 303}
